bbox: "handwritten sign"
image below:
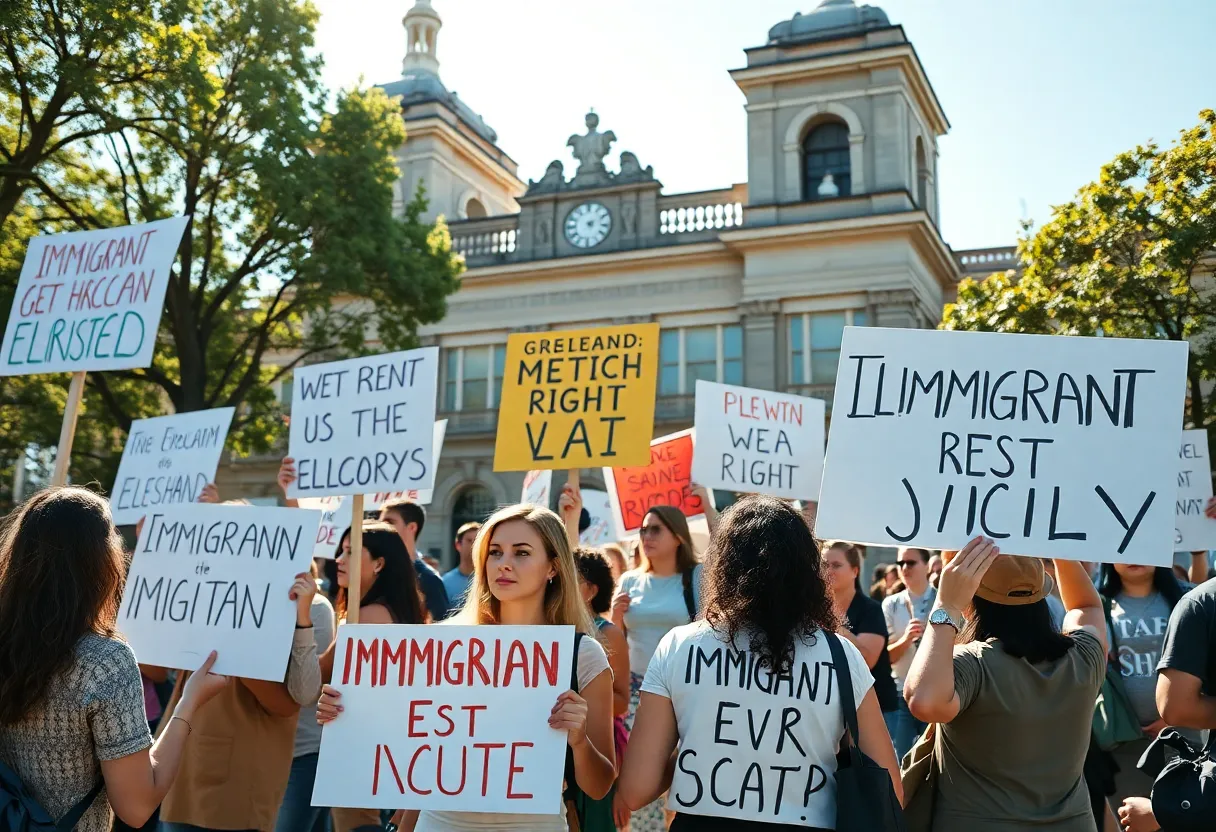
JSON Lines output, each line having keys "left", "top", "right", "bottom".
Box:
{"left": 1175, "top": 429, "right": 1215, "bottom": 551}
{"left": 118, "top": 504, "right": 321, "bottom": 680}
{"left": 605, "top": 430, "right": 703, "bottom": 539}
{"left": 109, "top": 408, "right": 234, "bottom": 525}
{"left": 364, "top": 420, "right": 449, "bottom": 509}
{"left": 521, "top": 469, "right": 553, "bottom": 508}
{"left": 2, "top": 217, "right": 188, "bottom": 375}
{"left": 691, "top": 381, "right": 824, "bottom": 501}
{"left": 494, "top": 324, "right": 659, "bottom": 472}
{"left": 312, "top": 624, "right": 574, "bottom": 812}
{"left": 815, "top": 327, "right": 1187, "bottom": 565}
{"left": 299, "top": 495, "right": 351, "bottom": 559}
{"left": 288, "top": 349, "right": 439, "bottom": 498}
{"left": 580, "top": 489, "right": 616, "bottom": 546}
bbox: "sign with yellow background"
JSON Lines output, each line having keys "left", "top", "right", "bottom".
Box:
{"left": 494, "top": 323, "right": 659, "bottom": 471}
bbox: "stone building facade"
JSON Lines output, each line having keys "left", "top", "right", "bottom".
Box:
{"left": 217, "top": 0, "right": 1014, "bottom": 567}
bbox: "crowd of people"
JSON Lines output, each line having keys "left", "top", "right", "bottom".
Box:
{"left": 0, "top": 463, "right": 1214, "bottom": 832}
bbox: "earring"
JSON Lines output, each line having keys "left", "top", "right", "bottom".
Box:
{"left": 548, "top": 577, "right": 555, "bottom": 586}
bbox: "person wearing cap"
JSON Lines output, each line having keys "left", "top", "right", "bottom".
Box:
{"left": 904, "top": 539, "right": 1108, "bottom": 831}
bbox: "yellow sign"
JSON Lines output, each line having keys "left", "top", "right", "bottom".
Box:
{"left": 494, "top": 323, "right": 659, "bottom": 472}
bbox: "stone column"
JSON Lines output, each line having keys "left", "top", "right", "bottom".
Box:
{"left": 740, "top": 300, "right": 781, "bottom": 392}
{"left": 868, "top": 289, "right": 923, "bottom": 330}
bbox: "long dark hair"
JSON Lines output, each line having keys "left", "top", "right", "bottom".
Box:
{"left": 959, "top": 597, "right": 1074, "bottom": 663}
{"left": 336, "top": 524, "right": 425, "bottom": 624}
{"left": 640, "top": 506, "right": 699, "bottom": 575}
{"left": 702, "top": 496, "right": 837, "bottom": 675}
{"left": 1098, "top": 564, "right": 1187, "bottom": 610}
{"left": 0, "top": 487, "right": 126, "bottom": 724}
{"left": 574, "top": 548, "right": 614, "bottom": 615}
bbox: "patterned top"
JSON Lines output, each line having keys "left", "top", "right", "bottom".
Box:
{"left": 0, "top": 634, "right": 152, "bottom": 831}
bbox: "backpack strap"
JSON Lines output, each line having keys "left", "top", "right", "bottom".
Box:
{"left": 681, "top": 568, "right": 696, "bottom": 622}
{"left": 563, "top": 632, "right": 587, "bottom": 822}
{"left": 56, "top": 779, "right": 105, "bottom": 831}
{"left": 825, "top": 630, "right": 861, "bottom": 750}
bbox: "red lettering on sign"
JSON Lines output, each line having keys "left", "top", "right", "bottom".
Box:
{"left": 506, "top": 742, "right": 535, "bottom": 799}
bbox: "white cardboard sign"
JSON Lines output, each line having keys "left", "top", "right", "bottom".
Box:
{"left": 580, "top": 488, "right": 616, "bottom": 546}
{"left": 109, "top": 408, "right": 235, "bottom": 525}
{"left": 815, "top": 327, "right": 1187, "bottom": 565}
{"left": 691, "top": 380, "right": 825, "bottom": 500}
{"left": 288, "top": 349, "right": 439, "bottom": 498}
{"left": 312, "top": 624, "right": 574, "bottom": 813}
{"left": 2, "top": 217, "right": 188, "bottom": 375}
{"left": 363, "top": 420, "right": 449, "bottom": 510}
{"left": 118, "top": 504, "right": 322, "bottom": 680}
{"left": 299, "top": 495, "right": 351, "bottom": 559}
{"left": 1175, "top": 429, "right": 1215, "bottom": 551}
{"left": 522, "top": 469, "right": 553, "bottom": 508}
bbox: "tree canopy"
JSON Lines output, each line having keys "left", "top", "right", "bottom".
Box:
{"left": 943, "top": 109, "right": 1216, "bottom": 431}
{"left": 0, "top": 0, "right": 464, "bottom": 503}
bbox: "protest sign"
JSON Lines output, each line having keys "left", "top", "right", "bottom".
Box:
{"left": 521, "top": 469, "right": 553, "bottom": 508}
{"left": 288, "top": 349, "right": 439, "bottom": 498}
{"left": 815, "top": 327, "right": 1188, "bottom": 565}
{"left": 312, "top": 624, "right": 574, "bottom": 813}
{"left": 300, "top": 495, "right": 351, "bottom": 559}
{"left": 580, "top": 488, "right": 616, "bottom": 546}
{"left": 364, "top": 420, "right": 449, "bottom": 510}
{"left": 605, "top": 430, "right": 703, "bottom": 539}
{"left": 2, "top": 217, "right": 188, "bottom": 376}
{"left": 110, "top": 408, "right": 235, "bottom": 525}
{"left": 494, "top": 323, "right": 659, "bottom": 472}
{"left": 691, "top": 380, "right": 825, "bottom": 500}
{"left": 1175, "top": 429, "right": 1215, "bottom": 551}
{"left": 118, "top": 504, "right": 322, "bottom": 681}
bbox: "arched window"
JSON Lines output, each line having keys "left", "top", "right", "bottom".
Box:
{"left": 803, "top": 121, "right": 851, "bottom": 200}
{"left": 464, "top": 197, "right": 487, "bottom": 219}
{"left": 915, "top": 137, "right": 929, "bottom": 209}
{"left": 450, "top": 484, "right": 496, "bottom": 543}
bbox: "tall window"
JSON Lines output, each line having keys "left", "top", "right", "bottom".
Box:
{"left": 442, "top": 345, "right": 506, "bottom": 410}
{"left": 915, "top": 137, "right": 929, "bottom": 209}
{"left": 803, "top": 121, "right": 851, "bottom": 200}
{"left": 788, "top": 309, "right": 869, "bottom": 385}
{"left": 658, "top": 324, "right": 743, "bottom": 395}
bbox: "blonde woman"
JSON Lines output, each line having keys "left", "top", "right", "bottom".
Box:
{"left": 316, "top": 504, "right": 616, "bottom": 832}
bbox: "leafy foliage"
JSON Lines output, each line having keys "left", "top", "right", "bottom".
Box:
{"left": 943, "top": 110, "right": 1216, "bottom": 430}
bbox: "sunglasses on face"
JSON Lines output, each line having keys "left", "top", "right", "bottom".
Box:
{"left": 640, "top": 525, "right": 665, "bottom": 538}
{"left": 896, "top": 560, "right": 922, "bottom": 568}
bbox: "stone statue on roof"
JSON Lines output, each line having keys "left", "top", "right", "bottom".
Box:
{"left": 567, "top": 111, "right": 616, "bottom": 185}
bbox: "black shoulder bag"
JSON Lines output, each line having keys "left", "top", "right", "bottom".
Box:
{"left": 1137, "top": 727, "right": 1216, "bottom": 832}
{"left": 825, "top": 631, "right": 907, "bottom": 832}
{"left": 681, "top": 568, "right": 696, "bottom": 622}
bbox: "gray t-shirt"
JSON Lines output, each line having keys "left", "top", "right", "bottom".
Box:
{"left": 0, "top": 634, "right": 152, "bottom": 832}
{"left": 883, "top": 585, "right": 937, "bottom": 691}
{"left": 1109, "top": 591, "right": 1172, "bottom": 725}
{"left": 293, "top": 594, "right": 335, "bottom": 758}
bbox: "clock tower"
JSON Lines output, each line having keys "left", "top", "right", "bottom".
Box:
{"left": 513, "top": 111, "right": 664, "bottom": 261}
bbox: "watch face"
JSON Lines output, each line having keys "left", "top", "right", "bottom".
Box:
{"left": 564, "top": 202, "right": 611, "bottom": 249}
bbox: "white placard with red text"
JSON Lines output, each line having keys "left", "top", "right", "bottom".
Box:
{"left": 312, "top": 624, "right": 574, "bottom": 812}
{"left": 691, "top": 380, "right": 825, "bottom": 501}
{"left": 521, "top": 469, "right": 553, "bottom": 508}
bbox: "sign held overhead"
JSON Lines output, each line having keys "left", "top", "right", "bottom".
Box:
{"left": 814, "top": 327, "right": 1187, "bottom": 565}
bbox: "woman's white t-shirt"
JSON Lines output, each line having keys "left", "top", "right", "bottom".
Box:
{"left": 641, "top": 620, "right": 873, "bottom": 828}
{"left": 617, "top": 564, "right": 703, "bottom": 674}
{"left": 415, "top": 635, "right": 610, "bottom": 832}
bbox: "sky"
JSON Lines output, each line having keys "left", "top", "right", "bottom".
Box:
{"left": 311, "top": 0, "right": 1215, "bottom": 250}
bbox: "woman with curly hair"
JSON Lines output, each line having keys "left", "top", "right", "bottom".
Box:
{"left": 617, "top": 496, "right": 901, "bottom": 831}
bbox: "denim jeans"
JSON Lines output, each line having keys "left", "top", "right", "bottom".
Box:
{"left": 275, "top": 752, "right": 329, "bottom": 832}
{"left": 890, "top": 695, "right": 928, "bottom": 762}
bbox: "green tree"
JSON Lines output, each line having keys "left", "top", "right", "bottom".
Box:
{"left": 943, "top": 109, "right": 1216, "bottom": 430}
{"left": 0, "top": 0, "right": 463, "bottom": 496}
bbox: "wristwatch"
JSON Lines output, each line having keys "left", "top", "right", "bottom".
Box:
{"left": 384, "top": 823, "right": 398, "bottom": 832}
{"left": 929, "top": 607, "right": 964, "bottom": 631}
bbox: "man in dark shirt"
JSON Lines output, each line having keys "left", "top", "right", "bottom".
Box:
{"left": 1157, "top": 577, "right": 1216, "bottom": 731}
{"left": 379, "top": 498, "right": 449, "bottom": 622}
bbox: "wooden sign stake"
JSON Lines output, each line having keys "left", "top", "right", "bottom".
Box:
{"left": 51, "top": 370, "right": 87, "bottom": 486}
{"left": 346, "top": 494, "right": 365, "bottom": 623}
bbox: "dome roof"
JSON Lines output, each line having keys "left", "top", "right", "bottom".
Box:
{"left": 767, "top": 0, "right": 890, "bottom": 44}
{"left": 377, "top": 68, "right": 499, "bottom": 145}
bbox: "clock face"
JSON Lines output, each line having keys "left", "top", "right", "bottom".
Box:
{"left": 564, "top": 202, "right": 612, "bottom": 249}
